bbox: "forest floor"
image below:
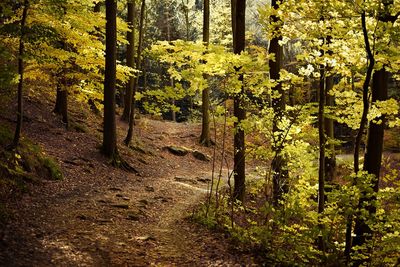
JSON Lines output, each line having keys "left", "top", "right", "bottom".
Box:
{"left": 0, "top": 96, "right": 259, "bottom": 266}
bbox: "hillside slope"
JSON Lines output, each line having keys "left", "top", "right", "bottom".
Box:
{"left": 0, "top": 96, "right": 257, "bottom": 266}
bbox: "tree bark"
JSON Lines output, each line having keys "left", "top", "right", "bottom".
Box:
{"left": 232, "top": 0, "right": 246, "bottom": 202}
{"left": 199, "top": 0, "right": 211, "bottom": 146}
{"left": 182, "top": 0, "right": 190, "bottom": 41}
{"left": 12, "top": 0, "right": 29, "bottom": 148}
{"left": 102, "top": 0, "right": 118, "bottom": 158}
{"left": 269, "top": 0, "right": 288, "bottom": 206}
{"left": 165, "top": 5, "right": 176, "bottom": 121}
{"left": 352, "top": 68, "right": 388, "bottom": 262}
{"left": 317, "top": 40, "right": 326, "bottom": 252}
{"left": 324, "top": 75, "right": 335, "bottom": 182}
{"left": 344, "top": 11, "right": 375, "bottom": 262}
{"left": 54, "top": 83, "right": 69, "bottom": 126}
{"left": 121, "top": 0, "right": 136, "bottom": 122}
{"left": 125, "top": 0, "right": 146, "bottom": 146}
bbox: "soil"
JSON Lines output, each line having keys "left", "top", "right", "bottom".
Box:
{"left": 0, "top": 96, "right": 258, "bottom": 266}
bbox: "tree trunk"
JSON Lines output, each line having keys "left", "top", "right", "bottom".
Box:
{"left": 54, "top": 83, "right": 69, "bottom": 126}
{"left": 200, "top": 0, "right": 211, "bottom": 146}
{"left": 165, "top": 5, "right": 176, "bottom": 122}
{"left": 351, "top": 2, "right": 394, "bottom": 260}
{"left": 12, "top": 0, "right": 29, "bottom": 148}
{"left": 183, "top": 0, "right": 190, "bottom": 41}
{"left": 352, "top": 68, "right": 388, "bottom": 263}
{"left": 269, "top": 0, "right": 288, "bottom": 206}
{"left": 232, "top": 0, "right": 246, "bottom": 202}
{"left": 125, "top": 0, "right": 146, "bottom": 146}
{"left": 351, "top": 4, "right": 395, "bottom": 263}
{"left": 344, "top": 11, "right": 375, "bottom": 262}
{"left": 121, "top": 0, "right": 136, "bottom": 122}
{"left": 324, "top": 75, "right": 335, "bottom": 182}
{"left": 317, "top": 45, "right": 326, "bottom": 252}
{"left": 102, "top": 0, "right": 118, "bottom": 158}
{"left": 231, "top": 0, "right": 236, "bottom": 49}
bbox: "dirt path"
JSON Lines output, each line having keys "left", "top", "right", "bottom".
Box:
{"left": 0, "top": 100, "right": 256, "bottom": 266}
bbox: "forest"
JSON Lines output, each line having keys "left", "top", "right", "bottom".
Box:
{"left": 0, "top": 0, "right": 399, "bottom": 266}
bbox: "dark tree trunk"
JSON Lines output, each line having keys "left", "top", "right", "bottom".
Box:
{"left": 121, "top": 0, "right": 136, "bottom": 122}
{"left": 125, "top": 0, "right": 146, "bottom": 146}
{"left": 351, "top": 3, "right": 394, "bottom": 263}
{"left": 102, "top": 0, "right": 118, "bottom": 158}
{"left": 344, "top": 11, "right": 375, "bottom": 262}
{"left": 351, "top": 2, "right": 395, "bottom": 260}
{"left": 200, "top": 0, "right": 211, "bottom": 146}
{"left": 231, "top": 0, "right": 236, "bottom": 49}
{"left": 317, "top": 43, "right": 326, "bottom": 252}
{"left": 269, "top": 0, "right": 288, "bottom": 206}
{"left": 54, "top": 84, "right": 69, "bottom": 126}
{"left": 324, "top": 75, "right": 335, "bottom": 182}
{"left": 352, "top": 68, "right": 388, "bottom": 262}
{"left": 363, "top": 69, "right": 388, "bottom": 183}
{"left": 232, "top": 0, "right": 246, "bottom": 202}
{"left": 12, "top": 0, "right": 29, "bottom": 148}
{"left": 165, "top": 6, "right": 176, "bottom": 122}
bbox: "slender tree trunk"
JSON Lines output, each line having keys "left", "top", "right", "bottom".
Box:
{"left": 200, "top": 0, "right": 211, "bottom": 146}
{"left": 125, "top": 0, "right": 146, "bottom": 146}
{"left": 317, "top": 46, "right": 326, "bottom": 253}
{"left": 165, "top": 6, "right": 176, "bottom": 121}
{"left": 351, "top": 1, "right": 395, "bottom": 261}
{"left": 269, "top": 0, "right": 288, "bottom": 206}
{"left": 344, "top": 10, "right": 375, "bottom": 263}
{"left": 12, "top": 0, "right": 29, "bottom": 148}
{"left": 102, "top": 0, "right": 118, "bottom": 158}
{"left": 324, "top": 75, "right": 335, "bottom": 182}
{"left": 121, "top": 0, "right": 136, "bottom": 122}
{"left": 54, "top": 82, "right": 69, "bottom": 126}
{"left": 231, "top": 0, "right": 236, "bottom": 49}
{"left": 182, "top": 0, "right": 190, "bottom": 41}
{"left": 232, "top": 0, "right": 246, "bottom": 202}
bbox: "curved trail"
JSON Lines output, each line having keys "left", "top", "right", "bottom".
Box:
{"left": 0, "top": 105, "right": 256, "bottom": 266}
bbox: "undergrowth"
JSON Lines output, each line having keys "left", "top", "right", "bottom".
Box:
{"left": 194, "top": 169, "right": 400, "bottom": 266}
{"left": 0, "top": 124, "right": 63, "bottom": 202}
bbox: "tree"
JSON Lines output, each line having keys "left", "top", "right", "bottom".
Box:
{"left": 53, "top": 73, "right": 69, "bottom": 126}
{"left": 269, "top": 0, "right": 288, "bottom": 206}
{"left": 53, "top": 5, "right": 69, "bottom": 128}
{"left": 324, "top": 74, "right": 335, "bottom": 182}
{"left": 232, "top": 0, "right": 246, "bottom": 202}
{"left": 102, "top": 0, "right": 118, "bottom": 158}
{"left": 317, "top": 35, "right": 326, "bottom": 253}
{"left": 125, "top": 0, "right": 146, "bottom": 146}
{"left": 121, "top": 0, "right": 136, "bottom": 122}
{"left": 199, "top": 0, "right": 211, "bottom": 146}
{"left": 12, "top": 0, "right": 29, "bottom": 149}
{"left": 352, "top": 1, "right": 397, "bottom": 263}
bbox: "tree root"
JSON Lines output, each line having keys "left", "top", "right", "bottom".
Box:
{"left": 199, "top": 138, "right": 215, "bottom": 147}
{"left": 110, "top": 153, "right": 139, "bottom": 174}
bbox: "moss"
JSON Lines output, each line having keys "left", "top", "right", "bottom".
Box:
{"left": 40, "top": 156, "right": 63, "bottom": 180}
{"left": 19, "top": 140, "right": 63, "bottom": 180}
